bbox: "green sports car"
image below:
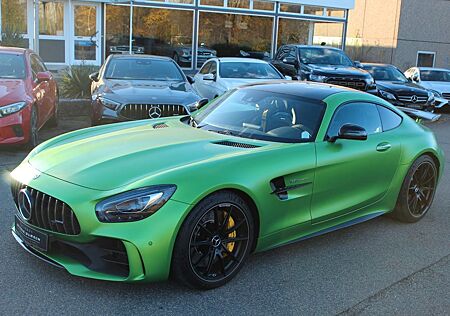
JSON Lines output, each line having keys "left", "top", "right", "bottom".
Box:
{"left": 10, "top": 81, "right": 444, "bottom": 289}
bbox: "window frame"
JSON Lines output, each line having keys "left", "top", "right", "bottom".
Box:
{"left": 416, "top": 51, "right": 436, "bottom": 68}
{"left": 376, "top": 103, "right": 403, "bottom": 132}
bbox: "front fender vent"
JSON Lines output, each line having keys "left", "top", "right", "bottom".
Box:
{"left": 213, "top": 140, "right": 261, "bottom": 149}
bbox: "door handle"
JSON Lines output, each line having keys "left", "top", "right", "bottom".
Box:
{"left": 376, "top": 142, "right": 391, "bottom": 152}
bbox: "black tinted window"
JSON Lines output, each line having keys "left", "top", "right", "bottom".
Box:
{"left": 328, "top": 103, "right": 382, "bottom": 137}
{"left": 377, "top": 105, "right": 402, "bottom": 131}
{"left": 105, "top": 58, "right": 184, "bottom": 81}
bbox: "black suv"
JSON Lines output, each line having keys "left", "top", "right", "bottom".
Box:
{"left": 272, "top": 45, "right": 375, "bottom": 91}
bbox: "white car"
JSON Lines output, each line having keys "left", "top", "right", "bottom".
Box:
{"left": 193, "top": 58, "right": 286, "bottom": 100}
{"left": 405, "top": 67, "right": 450, "bottom": 109}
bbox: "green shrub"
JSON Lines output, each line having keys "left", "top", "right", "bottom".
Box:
{"left": 0, "top": 28, "right": 28, "bottom": 48}
{"left": 60, "top": 64, "right": 98, "bottom": 99}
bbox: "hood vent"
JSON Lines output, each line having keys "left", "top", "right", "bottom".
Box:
{"left": 153, "top": 123, "right": 168, "bottom": 129}
{"left": 213, "top": 140, "right": 261, "bottom": 149}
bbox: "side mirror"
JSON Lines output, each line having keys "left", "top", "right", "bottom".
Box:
{"left": 203, "top": 73, "right": 216, "bottom": 81}
{"left": 328, "top": 124, "right": 368, "bottom": 142}
{"left": 284, "top": 75, "right": 292, "bottom": 80}
{"left": 89, "top": 72, "right": 99, "bottom": 82}
{"left": 282, "top": 57, "right": 298, "bottom": 66}
{"left": 412, "top": 74, "right": 420, "bottom": 82}
{"left": 190, "top": 98, "right": 209, "bottom": 112}
{"left": 36, "top": 71, "right": 51, "bottom": 83}
{"left": 354, "top": 61, "right": 363, "bottom": 68}
{"left": 186, "top": 75, "right": 195, "bottom": 84}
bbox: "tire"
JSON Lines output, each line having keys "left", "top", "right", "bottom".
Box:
{"left": 47, "top": 94, "right": 59, "bottom": 127}
{"left": 172, "top": 191, "right": 254, "bottom": 290}
{"left": 391, "top": 155, "right": 438, "bottom": 223}
{"left": 26, "top": 106, "right": 39, "bottom": 150}
{"left": 173, "top": 53, "right": 180, "bottom": 65}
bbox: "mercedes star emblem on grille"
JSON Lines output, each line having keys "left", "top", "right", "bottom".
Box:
{"left": 149, "top": 106, "right": 162, "bottom": 119}
{"left": 411, "top": 95, "right": 418, "bottom": 103}
{"left": 18, "top": 188, "right": 33, "bottom": 220}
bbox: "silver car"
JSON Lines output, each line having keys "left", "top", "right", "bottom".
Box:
{"left": 405, "top": 67, "right": 450, "bottom": 109}
{"left": 193, "top": 58, "right": 286, "bottom": 100}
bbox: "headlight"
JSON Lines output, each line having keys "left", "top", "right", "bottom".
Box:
{"left": 212, "top": 50, "right": 217, "bottom": 56}
{"left": 98, "top": 96, "right": 121, "bottom": 110}
{"left": 96, "top": 185, "right": 177, "bottom": 223}
{"left": 427, "top": 91, "right": 435, "bottom": 102}
{"left": 430, "top": 90, "right": 442, "bottom": 98}
{"left": 0, "top": 101, "right": 27, "bottom": 117}
{"left": 309, "top": 74, "right": 328, "bottom": 82}
{"left": 182, "top": 49, "right": 191, "bottom": 57}
{"left": 379, "top": 90, "right": 397, "bottom": 101}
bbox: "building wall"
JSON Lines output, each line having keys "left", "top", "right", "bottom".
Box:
{"left": 345, "top": 0, "right": 402, "bottom": 63}
{"left": 393, "top": 0, "right": 450, "bottom": 69}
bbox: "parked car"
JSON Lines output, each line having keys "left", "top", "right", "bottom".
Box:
{"left": 0, "top": 47, "right": 58, "bottom": 148}
{"left": 272, "top": 45, "right": 375, "bottom": 91}
{"left": 193, "top": 58, "right": 285, "bottom": 100}
{"left": 10, "top": 81, "right": 443, "bottom": 289}
{"left": 404, "top": 67, "right": 450, "bottom": 109}
{"left": 89, "top": 54, "right": 201, "bottom": 125}
{"left": 362, "top": 63, "right": 435, "bottom": 111}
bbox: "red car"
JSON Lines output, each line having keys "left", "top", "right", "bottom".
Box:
{"left": 0, "top": 47, "right": 58, "bottom": 148}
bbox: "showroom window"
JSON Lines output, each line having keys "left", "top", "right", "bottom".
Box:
{"left": 132, "top": 7, "right": 194, "bottom": 68}
{"left": 1, "top": 0, "right": 29, "bottom": 48}
{"left": 200, "top": 0, "right": 224, "bottom": 7}
{"left": 105, "top": 5, "right": 130, "bottom": 57}
{"left": 417, "top": 51, "right": 435, "bottom": 67}
{"left": 312, "top": 21, "right": 344, "bottom": 48}
{"left": 280, "top": 3, "right": 301, "bottom": 14}
{"left": 303, "top": 5, "right": 325, "bottom": 16}
{"left": 228, "top": 0, "right": 250, "bottom": 9}
{"left": 253, "top": 0, "right": 274, "bottom": 11}
{"left": 198, "top": 12, "right": 273, "bottom": 67}
{"left": 39, "top": 1, "right": 65, "bottom": 63}
{"left": 277, "top": 18, "right": 310, "bottom": 47}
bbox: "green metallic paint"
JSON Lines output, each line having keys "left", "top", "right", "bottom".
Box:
{"left": 10, "top": 90, "right": 444, "bottom": 282}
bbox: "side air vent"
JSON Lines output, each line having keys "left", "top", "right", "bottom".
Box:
{"left": 153, "top": 123, "right": 168, "bottom": 129}
{"left": 213, "top": 141, "right": 261, "bottom": 149}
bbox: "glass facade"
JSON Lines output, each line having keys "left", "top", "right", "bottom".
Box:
{"left": 198, "top": 12, "right": 273, "bottom": 63}
{"left": 1, "top": 0, "right": 348, "bottom": 67}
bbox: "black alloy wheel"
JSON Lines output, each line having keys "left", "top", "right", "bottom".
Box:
{"left": 172, "top": 191, "right": 254, "bottom": 289}
{"left": 392, "top": 155, "right": 437, "bottom": 222}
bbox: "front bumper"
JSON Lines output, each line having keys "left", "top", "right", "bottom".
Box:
{"left": 0, "top": 106, "right": 31, "bottom": 145}
{"left": 10, "top": 166, "right": 191, "bottom": 282}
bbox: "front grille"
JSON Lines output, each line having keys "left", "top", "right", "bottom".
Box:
{"left": 11, "top": 179, "right": 81, "bottom": 235}
{"left": 326, "top": 78, "right": 367, "bottom": 91}
{"left": 120, "top": 104, "right": 187, "bottom": 120}
{"left": 397, "top": 95, "right": 428, "bottom": 104}
{"left": 213, "top": 140, "right": 260, "bottom": 149}
{"left": 442, "top": 93, "right": 450, "bottom": 100}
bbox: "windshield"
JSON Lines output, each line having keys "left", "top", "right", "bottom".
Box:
{"left": 299, "top": 47, "right": 354, "bottom": 66}
{"left": 0, "top": 53, "right": 26, "bottom": 79}
{"left": 194, "top": 88, "right": 325, "bottom": 143}
{"left": 219, "top": 62, "right": 283, "bottom": 79}
{"left": 363, "top": 65, "right": 407, "bottom": 82}
{"left": 421, "top": 70, "right": 450, "bottom": 82}
{"left": 105, "top": 58, "right": 184, "bottom": 81}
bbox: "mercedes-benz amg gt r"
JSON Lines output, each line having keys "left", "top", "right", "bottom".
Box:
{"left": 10, "top": 81, "right": 443, "bottom": 289}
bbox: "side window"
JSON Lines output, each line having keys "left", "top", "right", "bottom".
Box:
{"left": 377, "top": 105, "right": 402, "bottom": 131}
{"left": 288, "top": 47, "right": 297, "bottom": 59}
{"left": 209, "top": 61, "right": 217, "bottom": 75}
{"left": 276, "top": 47, "right": 285, "bottom": 60}
{"left": 328, "top": 102, "right": 382, "bottom": 137}
{"left": 199, "top": 62, "right": 211, "bottom": 75}
{"left": 30, "top": 55, "right": 46, "bottom": 79}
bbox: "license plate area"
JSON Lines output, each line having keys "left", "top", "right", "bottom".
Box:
{"left": 15, "top": 216, "right": 48, "bottom": 252}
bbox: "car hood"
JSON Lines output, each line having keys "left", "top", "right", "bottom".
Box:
{"left": 28, "top": 119, "right": 268, "bottom": 191}
{"left": 0, "top": 79, "right": 27, "bottom": 105}
{"left": 419, "top": 81, "right": 450, "bottom": 93}
{"left": 376, "top": 81, "right": 428, "bottom": 96}
{"left": 306, "top": 64, "right": 371, "bottom": 78}
{"left": 100, "top": 79, "right": 200, "bottom": 105}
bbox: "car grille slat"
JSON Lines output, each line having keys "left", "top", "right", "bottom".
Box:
{"left": 10, "top": 179, "right": 81, "bottom": 235}
{"left": 442, "top": 93, "right": 450, "bottom": 100}
{"left": 326, "top": 78, "right": 367, "bottom": 91}
{"left": 120, "top": 104, "right": 187, "bottom": 120}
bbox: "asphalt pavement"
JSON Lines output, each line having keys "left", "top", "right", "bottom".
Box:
{"left": 0, "top": 116, "right": 449, "bottom": 315}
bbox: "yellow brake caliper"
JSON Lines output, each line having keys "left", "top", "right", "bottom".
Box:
{"left": 226, "top": 214, "right": 236, "bottom": 252}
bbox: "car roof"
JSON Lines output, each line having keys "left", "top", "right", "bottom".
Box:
{"left": 239, "top": 80, "right": 354, "bottom": 101}
{"left": 211, "top": 57, "right": 268, "bottom": 64}
{"left": 285, "top": 45, "right": 343, "bottom": 51}
{"left": 361, "top": 63, "right": 394, "bottom": 68}
{"left": 108, "top": 54, "right": 173, "bottom": 61}
{"left": 0, "top": 47, "right": 29, "bottom": 54}
{"left": 418, "top": 67, "right": 450, "bottom": 72}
